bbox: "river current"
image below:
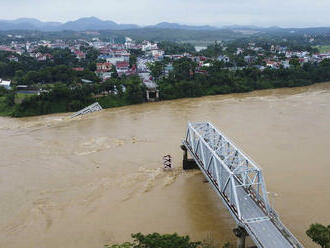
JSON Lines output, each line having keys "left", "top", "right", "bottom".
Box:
{"left": 1, "top": 83, "right": 330, "bottom": 247}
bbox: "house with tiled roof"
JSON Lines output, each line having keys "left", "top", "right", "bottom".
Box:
{"left": 96, "top": 62, "right": 113, "bottom": 72}
{"left": 36, "top": 53, "right": 53, "bottom": 61}
{"left": 116, "top": 61, "right": 130, "bottom": 76}
{"left": 74, "top": 50, "right": 86, "bottom": 60}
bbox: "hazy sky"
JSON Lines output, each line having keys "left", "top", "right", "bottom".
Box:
{"left": 2, "top": 0, "right": 330, "bottom": 27}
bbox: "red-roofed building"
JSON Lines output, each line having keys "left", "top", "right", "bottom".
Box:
{"left": 96, "top": 62, "right": 112, "bottom": 72}
{"left": 265, "top": 60, "right": 280, "bottom": 69}
{"left": 8, "top": 55, "right": 18, "bottom": 62}
{"left": 116, "top": 61, "right": 129, "bottom": 70}
{"left": 99, "top": 47, "right": 113, "bottom": 54}
{"left": 72, "top": 67, "right": 84, "bottom": 71}
{"left": 116, "top": 61, "right": 130, "bottom": 76}
{"left": 0, "top": 45, "right": 15, "bottom": 53}
{"left": 36, "top": 53, "right": 53, "bottom": 61}
{"left": 74, "top": 50, "right": 86, "bottom": 60}
{"left": 126, "top": 64, "right": 137, "bottom": 76}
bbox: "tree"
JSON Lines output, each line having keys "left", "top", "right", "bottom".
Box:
{"left": 0, "top": 61, "right": 10, "bottom": 77}
{"left": 320, "top": 59, "right": 330, "bottom": 68}
{"left": 289, "top": 58, "right": 300, "bottom": 68}
{"left": 111, "top": 66, "right": 119, "bottom": 79}
{"left": 105, "top": 233, "right": 231, "bottom": 248}
{"left": 105, "top": 233, "right": 200, "bottom": 248}
{"left": 125, "top": 77, "right": 145, "bottom": 104}
{"left": 88, "top": 62, "right": 97, "bottom": 71}
{"left": 147, "top": 61, "right": 164, "bottom": 80}
{"left": 222, "top": 243, "right": 233, "bottom": 248}
{"left": 5, "top": 92, "right": 15, "bottom": 106}
{"left": 0, "top": 86, "right": 9, "bottom": 96}
{"left": 129, "top": 54, "right": 137, "bottom": 68}
{"left": 158, "top": 41, "right": 195, "bottom": 55}
{"left": 13, "top": 69, "right": 25, "bottom": 82}
{"left": 85, "top": 47, "right": 100, "bottom": 62}
{"left": 131, "top": 233, "right": 201, "bottom": 248}
{"left": 306, "top": 223, "right": 330, "bottom": 248}
{"left": 199, "top": 42, "right": 223, "bottom": 58}
{"left": 173, "top": 58, "right": 196, "bottom": 81}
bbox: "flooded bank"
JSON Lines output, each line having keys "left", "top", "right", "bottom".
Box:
{"left": 1, "top": 83, "right": 330, "bottom": 247}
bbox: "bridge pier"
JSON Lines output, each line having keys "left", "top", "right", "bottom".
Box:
{"left": 180, "top": 145, "right": 199, "bottom": 170}
{"left": 233, "top": 226, "right": 249, "bottom": 248}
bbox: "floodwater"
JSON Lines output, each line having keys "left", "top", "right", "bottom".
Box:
{"left": 1, "top": 83, "right": 330, "bottom": 248}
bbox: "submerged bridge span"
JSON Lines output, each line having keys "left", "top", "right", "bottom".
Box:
{"left": 181, "top": 122, "right": 303, "bottom": 248}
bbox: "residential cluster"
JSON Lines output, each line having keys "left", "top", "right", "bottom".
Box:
{"left": 1, "top": 35, "right": 330, "bottom": 101}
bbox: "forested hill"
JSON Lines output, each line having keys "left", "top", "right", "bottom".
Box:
{"left": 2, "top": 28, "right": 330, "bottom": 44}
{"left": 0, "top": 29, "right": 248, "bottom": 43}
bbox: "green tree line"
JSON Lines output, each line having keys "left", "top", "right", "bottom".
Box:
{"left": 157, "top": 58, "right": 330, "bottom": 100}
{"left": 8, "top": 76, "right": 145, "bottom": 117}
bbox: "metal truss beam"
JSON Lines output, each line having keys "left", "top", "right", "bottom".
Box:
{"left": 183, "top": 122, "right": 304, "bottom": 248}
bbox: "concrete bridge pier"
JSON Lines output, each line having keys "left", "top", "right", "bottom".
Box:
{"left": 180, "top": 145, "right": 199, "bottom": 170}
{"left": 146, "top": 89, "right": 159, "bottom": 102}
{"left": 233, "top": 226, "right": 249, "bottom": 248}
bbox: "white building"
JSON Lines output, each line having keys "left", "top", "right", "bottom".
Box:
{"left": 0, "top": 79, "right": 11, "bottom": 89}
{"left": 106, "top": 56, "right": 127, "bottom": 65}
{"left": 142, "top": 41, "right": 158, "bottom": 51}
{"left": 146, "top": 49, "right": 165, "bottom": 59}
{"left": 125, "top": 37, "right": 136, "bottom": 49}
{"left": 282, "top": 60, "right": 291, "bottom": 69}
{"left": 218, "top": 55, "right": 230, "bottom": 63}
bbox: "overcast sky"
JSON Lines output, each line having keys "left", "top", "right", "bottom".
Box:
{"left": 1, "top": 0, "right": 330, "bottom": 27}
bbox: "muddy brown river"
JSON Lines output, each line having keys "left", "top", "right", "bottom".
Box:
{"left": 1, "top": 83, "right": 330, "bottom": 248}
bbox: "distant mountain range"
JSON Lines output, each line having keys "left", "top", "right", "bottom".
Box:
{"left": 0, "top": 17, "right": 259, "bottom": 31}
{"left": 0, "top": 17, "right": 137, "bottom": 31}
{"left": 146, "top": 22, "right": 218, "bottom": 30}
{"left": 1, "top": 17, "right": 329, "bottom": 34}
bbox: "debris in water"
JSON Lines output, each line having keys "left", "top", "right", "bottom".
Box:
{"left": 71, "top": 102, "right": 103, "bottom": 118}
{"left": 162, "top": 154, "right": 173, "bottom": 170}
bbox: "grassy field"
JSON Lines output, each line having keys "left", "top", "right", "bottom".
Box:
{"left": 15, "top": 93, "right": 36, "bottom": 104}
{"left": 0, "top": 93, "right": 37, "bottom": 116}
{"left": 314, "top": 45, "right": 330, "bottom": 53}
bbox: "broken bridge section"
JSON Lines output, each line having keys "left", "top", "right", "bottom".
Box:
{"left": 71, "top": 102, "right": 103, "bottom": 118}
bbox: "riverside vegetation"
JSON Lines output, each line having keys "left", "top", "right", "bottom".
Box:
{"left": 1, "top": 56, "right": 330, "bottom": 117}
{"left": 1, "top": 38, "right": 330, "bottom": 117}
{"left": 106, "top": 224, "right": 330, "bottom": 248}
{"left": 105, "top": 233, "right": 232, "bottom": 248}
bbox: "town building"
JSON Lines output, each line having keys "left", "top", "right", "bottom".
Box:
{"left": 0, "top": 79, "right": 11, "bottom": 89}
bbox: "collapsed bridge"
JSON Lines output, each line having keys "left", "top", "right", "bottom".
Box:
{"left": 181, "top": 122, "right": 303, "bottom": 248}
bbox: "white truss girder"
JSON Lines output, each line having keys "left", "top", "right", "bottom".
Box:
{"left": 183, "top": 122, "right": 304, "bottom": 248}
{"left": 185, "top": 122, "right": 271, "bottom": 220}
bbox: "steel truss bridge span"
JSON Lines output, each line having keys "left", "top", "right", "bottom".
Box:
{"left": 182, "top": 122, "right": 303, "bottom": 248}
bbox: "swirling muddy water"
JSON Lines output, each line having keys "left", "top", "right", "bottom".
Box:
{"left": 1, "top": 83, "right": 330, "bottom": 248}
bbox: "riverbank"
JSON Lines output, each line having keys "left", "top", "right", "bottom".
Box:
{"left": 0, "top": 89, "right": 140, "bottom": 117}
{"left": 0, "top": 79, "right": 329, "bottom": 118}
{"left": 2, "top": 55, "right": 330, "bottom": 118}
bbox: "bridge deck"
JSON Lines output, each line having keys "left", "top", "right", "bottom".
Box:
{"left": 235, "top": 179, "right": 292, "bottom": 247}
